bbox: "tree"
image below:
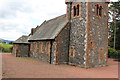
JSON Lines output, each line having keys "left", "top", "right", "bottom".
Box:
{"left": 9, "top": 41, "right": 13, "bottom": 44}
{"left": 109, "top": 1, "right": 120, "bottom": 50}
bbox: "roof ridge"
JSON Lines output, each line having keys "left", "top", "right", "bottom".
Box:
{"left": 45, "top": 14, "right": 66, "bottom": 24}
{"left": 22, "top": 35, "right": 28, "bottom": 37}
{"left": 36, "top": 20, "right": 46, "bottom": 29}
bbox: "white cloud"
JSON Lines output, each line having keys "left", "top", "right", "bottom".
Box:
{"left": 0, "top": 0, "right": 66, "bottom": 41}
{"left": 0, "top": 30, "right": 23, "bottom": 41}
{"left": 0, "top": 0, "right": 118, "bottom": 41}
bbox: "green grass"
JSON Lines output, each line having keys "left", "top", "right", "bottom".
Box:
{"left": 0, "top": 43, "right": 13, "bottom": 53}
{"left": 0, "top": 43, "right": 13, "bottom": 48}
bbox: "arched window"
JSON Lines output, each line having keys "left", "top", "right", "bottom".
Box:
{"left": 34, "top": 42, "right": 37, "bottom": 52}
{"left": 96, "top": 4, "right": 103, "bottom": 17}
{"left": 77, "top": 4, "right": 79, "bottom": 16}
{"left": 46, "top": 42, "right": 50, "bottom": 54}
{"left": 73, "top": 6, "right": 76, "bottom": 17}
{"left": 72, "top": 3, "right": 80, "bottom": 18}
{"left": 99, "top": 6, "right": 102, "bottom": 16}
{"left": 39, "top": 42, "right": 43, "bottom": 53}
{"left": 96, "top": 4, "right": 99, "bottom": 16}
{"left": 70, "top": 46, "right": 75, "bottom": 57}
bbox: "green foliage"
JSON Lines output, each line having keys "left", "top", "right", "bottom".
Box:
{"left": 108, "top": 47, "right": 120, "bottom": 59}
{"left": 0, "top": 40, "right": 6, "bottom": 44}
{"left": 108, "top": 1, "right": 120, "bottom": 50}
{"left": 9, "top": 41, "right": 13, "bottom": 44}
{"left": 0, "top": 43, "right": 13, "bottom": 48}
{"left": 3, "top": 47, "right": 13, "bottom": 53}
{"left": 0, "top": 42, "right": 13, "bottom": 53}
{"left": 117, "top": 50, "right": 120, "bottom": 54}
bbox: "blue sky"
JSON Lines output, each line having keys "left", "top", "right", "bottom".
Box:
{"left": 0, "top": 0, "right": 118, "bottom": 41}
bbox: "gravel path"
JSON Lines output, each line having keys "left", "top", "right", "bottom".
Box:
{"left": 1, "top": 53, "right": 119, "bottom": 78}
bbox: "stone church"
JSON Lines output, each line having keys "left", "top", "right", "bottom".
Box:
{"left": 13, "top": 35, "right": 30, "bottom": 57}
{"left": 13, "top": 1, "right": 109, "bottom": 68}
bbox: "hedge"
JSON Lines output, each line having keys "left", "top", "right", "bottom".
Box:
{"left": 108, "top": 48, "right": 120, "bottom": 59}
{"left": 2, "top": 47, "right": 13, "bottom": 53}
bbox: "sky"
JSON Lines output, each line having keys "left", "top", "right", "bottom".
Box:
{"left": 0, "top": 0, "right": 118, "bottom": 41}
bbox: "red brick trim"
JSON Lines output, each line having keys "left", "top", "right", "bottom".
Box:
{"left": 98, "top": 48, "right": 105, "bottom": 59}
{"left": 106, "top": 3, "right": 109, "bottom": 64}
{"left": 46, "top": 41, "right": 50, "bottom": 54}
{"left": 55, "top": 37, "right": 59, "bottom": 64}
{"left": 85, "top": 2, "right": 90, "bottom": 68}
{"left": 39, "top": 42, "right": 43, "bottom": 53}
{"left": 30, "top": 42, "right": 32, "bottom": 51}
{"left": 34, "top": 42, "right": 37, "bottom": 53}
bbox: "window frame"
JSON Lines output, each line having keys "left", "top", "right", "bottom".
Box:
{"left": 46, "top": 42, "right": 51, "bottom": 54}
{"left": 34, "top": 42, "right": 37, "bottom": 52}
{"left": 95, "top": 3, "right": 103, "bottom": 18}
{"left": 39, "top": 42, "right": 43, "bottom": 53}
{"left": 99, "top": 6, "right": 102, "bottom": 17}
{"left": 69, "top": 46, "right": 75, "bottom": 57}
{"left": 76, "top": 4, "right": 80, "bottom": 16}
{"left": 72, "top": 2, "right": 81, "bottom": 18}
{"left": 96, "top": 4, "right": 99, "bottom": 16}
{"left": 73, "top": 6, "right": 77, "bottom": 17}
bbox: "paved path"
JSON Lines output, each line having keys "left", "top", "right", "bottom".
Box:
{"left": 1, "top": 53, "right": 119, "bottom": 78}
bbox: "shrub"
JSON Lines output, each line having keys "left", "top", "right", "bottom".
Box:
{"left": 117, "top": 50, "right": 120, "bottom": 59}
{"left": 2, "top": 47, "right": 13, "bottom": 53}
{"left": 108, "top": 48, "right": 119, "bottom": 59}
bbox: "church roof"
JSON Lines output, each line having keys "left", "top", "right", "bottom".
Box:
{"left": 29, "top": 14, "right": 67, "bottom": 41}
{"left": 13, "top": 35, "right": 29, "bottom": 44}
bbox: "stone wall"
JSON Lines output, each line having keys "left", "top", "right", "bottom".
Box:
{"left": 50, "top": 24, "right": 70, "bottom": 64}
{"left": 51, "top": 41, "right": 57, "bottom": 64}
{"left": 56, "top": 23, "right": 70, "bottom": 64}
{"left": 13, "top": 44, "right": 29, "bottom": 57}
{"left": 30, "top": 41, "right": 51, "bottom": 63}
{"left": 12, "top": 45, "right": 16, "bottom": 56}
{"left": 68, "top": 2, "right": 87, "bottom": 67}
{"left": 66, "top": 2, "right": 108, "bottom": 68}
{"left": 87, "top": 2, "right": 108, "bottom": 68}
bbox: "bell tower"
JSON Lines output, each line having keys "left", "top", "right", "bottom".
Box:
{"left": 66, "top": 1, "right": 109, "bottom": 68}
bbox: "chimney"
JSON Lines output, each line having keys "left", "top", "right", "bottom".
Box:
{"left": 31, "top": 28, "right": 36, "bottom": 35}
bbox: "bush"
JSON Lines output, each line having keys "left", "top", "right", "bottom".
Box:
{"left": 108, "top": 48, "right": 119, "bottom": 59}
{"left": 2, "top": 47, "right": 13, "bottom": 53}
{"left": 117, "top": 50, "right": 120, "bottom": 59}
{"left": 117, "top": 50, "right": 120, "bottom": 54}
